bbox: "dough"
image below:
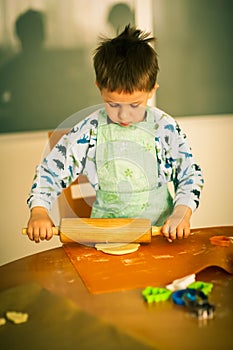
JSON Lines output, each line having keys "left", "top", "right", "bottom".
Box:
{"left": 95, "top": 243, "right": 140, "bottom": 255}
{"left": 0, "top": 318, "right": 6, "bottom": 326}
{"left": 6, "top": 311, "right": 29, "bottom": 324}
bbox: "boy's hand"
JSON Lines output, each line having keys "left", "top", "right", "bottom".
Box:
{"left": 27, "top": 207, "right": 54, "bottom": 243}
{"left": 162, "top": 205, "right": 192, "bottom": 242}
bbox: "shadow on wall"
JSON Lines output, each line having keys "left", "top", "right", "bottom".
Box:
{"left": 0, "top": 9, "right": 101, "bottom": 133}
{"left": 107, "top": 2, "right": 135, "bottom": 34}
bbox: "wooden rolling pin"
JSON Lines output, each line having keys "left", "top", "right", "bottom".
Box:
{"left": 22, "top": 218, "right": 162, "bottom": 244}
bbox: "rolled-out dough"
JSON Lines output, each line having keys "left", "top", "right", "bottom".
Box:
{"left": 95, "top": 243, "right": 140, "bottom": 255}
{"left": 0, "top": 318, "right": 6, "bottom": 326}
{"left": 6, "top": 311, "right": 29, "bottom": 324}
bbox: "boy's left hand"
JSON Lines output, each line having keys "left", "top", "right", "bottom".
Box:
{"left": 162, "top": 205, "right": 192, "bottom": 242}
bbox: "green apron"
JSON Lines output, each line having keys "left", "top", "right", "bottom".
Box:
{"left": 91, "top": 108, "right": 173, "bottom": 226}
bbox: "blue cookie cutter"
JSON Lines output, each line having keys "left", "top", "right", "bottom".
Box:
{"left": 172, "top": 288, "right": 215, "bottom": 320}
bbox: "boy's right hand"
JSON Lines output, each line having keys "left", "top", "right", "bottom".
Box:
{"left": 27, "top": 207, "right": 54, "bottom": 243}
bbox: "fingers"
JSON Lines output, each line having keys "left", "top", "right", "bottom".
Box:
{"left": 162, "top": 222, "right": 173, "bottom": 242}
{"left": 171, "top": 226, "right": 190, "bottom": 240}
{"left": 162, "top": 221, "right": 190, "bottom": 241}
{"left": 27, "top": 226, "right": 35, "bottom": 241}
{"left": 27, "top": 226, "right": 54, "bottom": 243}
{"left": 183, "top": 226, "right": 190, "bottom": 239}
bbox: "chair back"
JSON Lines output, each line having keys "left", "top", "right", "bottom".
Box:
{"left": 48, "top": 130, "right": 96, "bottom": 218}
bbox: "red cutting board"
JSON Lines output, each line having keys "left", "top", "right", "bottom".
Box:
{"left": 63, "top": 226, "right": 233, "bottom": 294}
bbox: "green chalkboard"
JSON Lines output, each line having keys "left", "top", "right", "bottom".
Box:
{"left": 0, "top": 48, "right": 102, "bottom": 133}
{"left": 153, "top": 0, "right": 233, "bottom": 116}
{"left": 0, "top": 1, "right": 232, "bottom": 133}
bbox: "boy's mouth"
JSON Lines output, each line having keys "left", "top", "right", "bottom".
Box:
{"left": 120, "top": 122, "right": 130, "bottom": 127}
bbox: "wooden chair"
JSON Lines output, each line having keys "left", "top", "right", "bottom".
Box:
{"left": 48, "top": 130, "right": 96, "bottom": 218}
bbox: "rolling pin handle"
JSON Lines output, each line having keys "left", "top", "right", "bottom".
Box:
{"left": 151, "top": 226, "right": 163, "bottom": 236}
{"left": 22, "top": 226, "right": 59, "bottom": 235}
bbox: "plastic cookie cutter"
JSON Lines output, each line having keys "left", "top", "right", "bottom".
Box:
{"left": 142, "top": 286, "right": 172, "bottom": 303}
{"left": 187, "top": 281, "right": 213, "bottom": 295}
{"left": 172, "top": 288, "right": 215, "bottom": 320}
{"left": 209, "top": 235, "right": 233, "bottom": 247}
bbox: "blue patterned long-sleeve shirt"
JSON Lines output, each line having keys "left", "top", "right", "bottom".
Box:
{"left": 27, "top": 107, "right": 204, "bottom": 212}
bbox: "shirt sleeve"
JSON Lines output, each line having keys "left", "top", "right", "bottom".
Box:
{"left": 156, "top": 115, "right": 204, "bottom": 213}
{"left": 27, "top": 117, "right": 97, "bottom": 211}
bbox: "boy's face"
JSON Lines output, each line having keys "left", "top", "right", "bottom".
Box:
{"left": 100, "top": 87, "right": 158, "bottom": 127}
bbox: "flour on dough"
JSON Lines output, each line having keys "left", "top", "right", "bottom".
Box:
{"left": 95, "top": 243, "right": 140, "bottom": 255}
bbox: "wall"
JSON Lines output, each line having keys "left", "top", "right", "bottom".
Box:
{"left": 0, "top": 131, "right": 61, "bottom": 266}
{"left": 153, "top": 0, "right": 233, "bottom": 116}
{"left": 0, "top": 114, "right": 232, "bottom": 266}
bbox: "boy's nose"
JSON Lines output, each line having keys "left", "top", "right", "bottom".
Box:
{"left": 118, "top": 105, "right": 129, "bottom": 120}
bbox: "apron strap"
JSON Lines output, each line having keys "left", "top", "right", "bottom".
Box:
{"left": 98, "top": 109, "right": 108, "bottom": 126}
{"left": 145, "top": 106, "right": 154, "bottom": 124}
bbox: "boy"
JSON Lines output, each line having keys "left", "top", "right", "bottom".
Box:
{"left": 26, "top": 25, "right": 204, "bottom": 243}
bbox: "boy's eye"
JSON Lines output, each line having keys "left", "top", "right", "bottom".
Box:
{"left": 108, "top": 102, "right": 120, "bottom": 108}
{"left": 107, "top": 102, "right": 140, "bottom": 109}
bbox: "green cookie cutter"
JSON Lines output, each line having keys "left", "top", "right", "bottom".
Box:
{"left": 142, "top": 286, "right": 172, "bottom": 303}
{"left": 187, "top": 281, "right": 213, "bottom": 295}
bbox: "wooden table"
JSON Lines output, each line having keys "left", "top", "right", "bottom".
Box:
{"left": 0, "top": 227, "right": 233, "bottom": 350}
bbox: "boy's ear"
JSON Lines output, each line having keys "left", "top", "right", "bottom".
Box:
{"left": 148, "top": 83, "right": 159, "bottom": 99}
{"left": 152, "top": 83, "right": 159, "bottom": 93}
{"left": 95, "top": 81, "right": 100, "bottom": 90}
